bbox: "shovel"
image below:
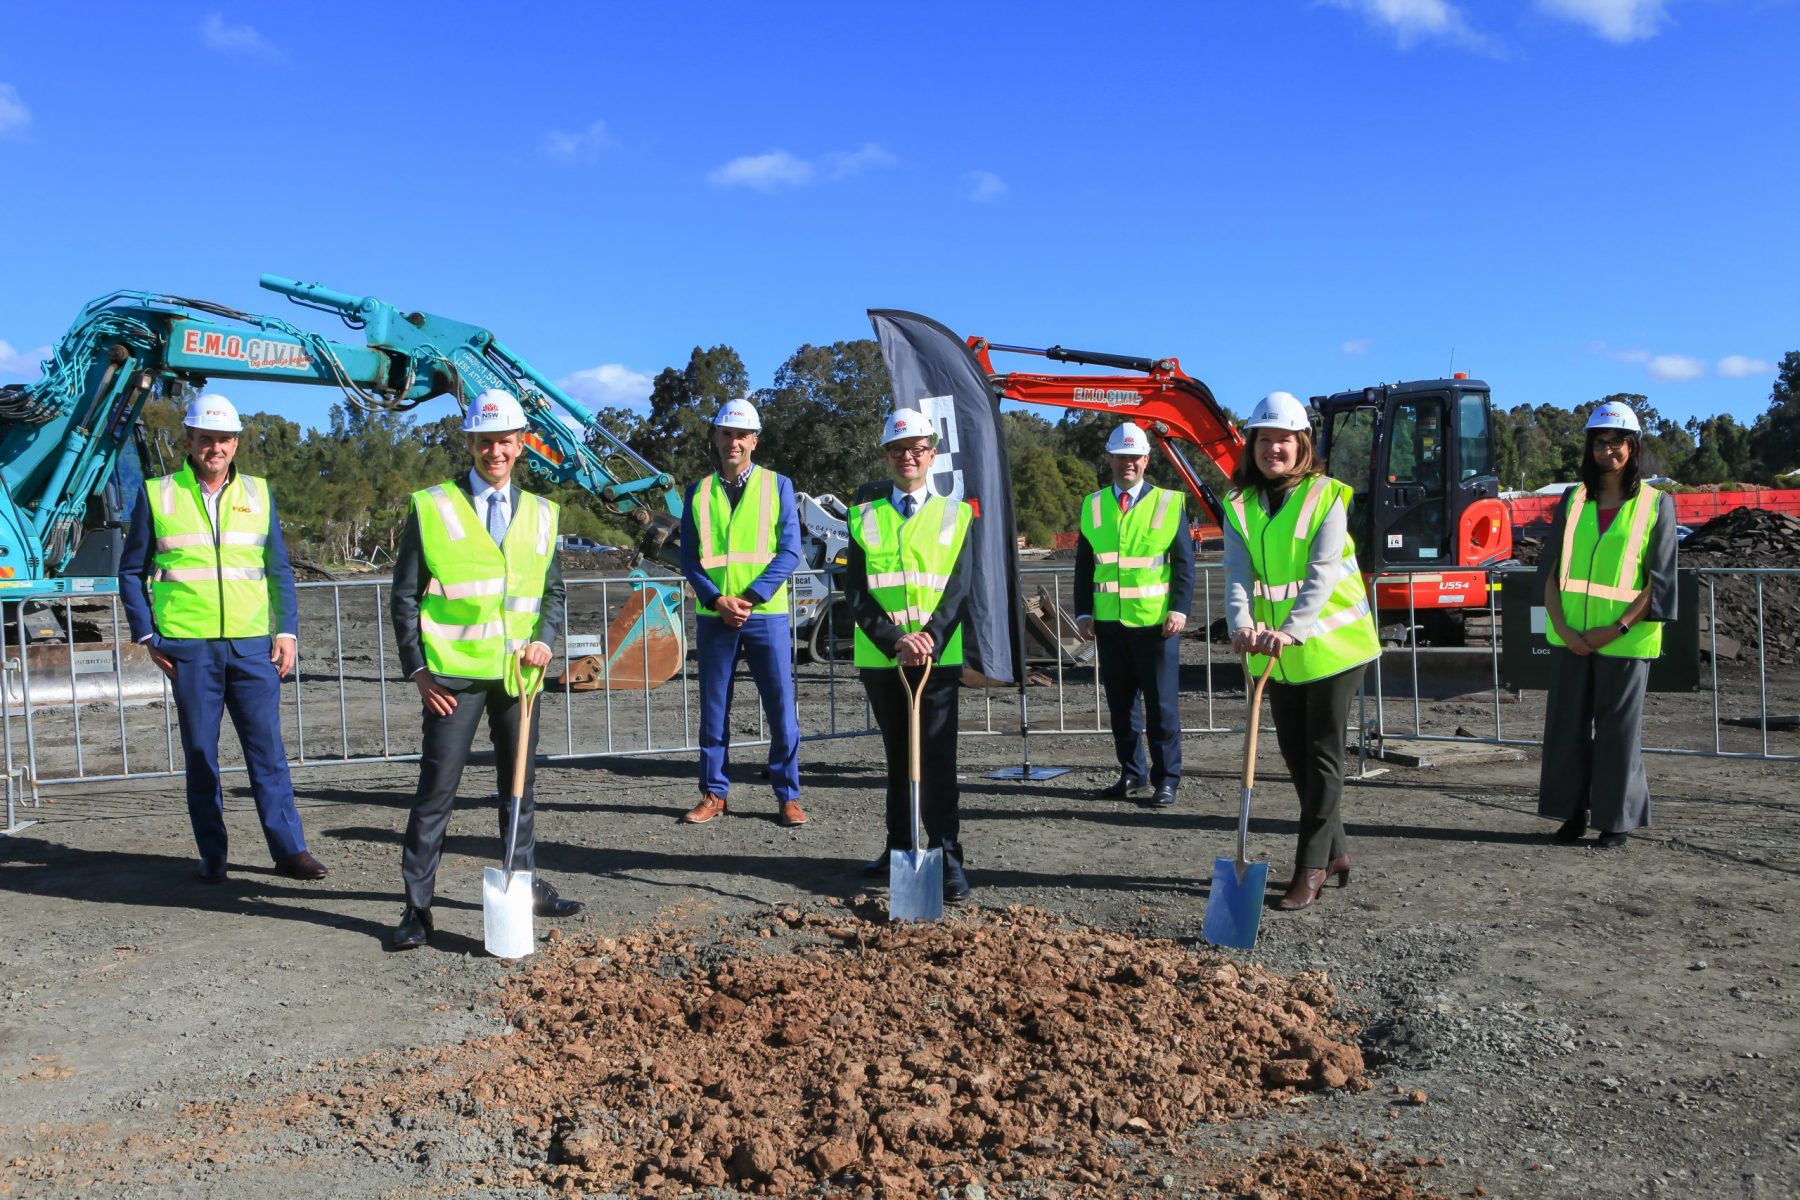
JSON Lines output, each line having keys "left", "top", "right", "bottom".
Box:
{"left": 484, "top": 653, "right": 542, "bottom": 959}
{"left": 889, "top": 660, "right": 944, "bottom": 922}
{"left": 1202, "top": 655, "right": 1277, "bottom": 949}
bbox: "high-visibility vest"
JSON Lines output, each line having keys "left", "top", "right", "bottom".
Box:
{"left": 411, "top": 481, "right": 558, "bottom": 689}
{"left": 146, "top": 463, "right": 275, "bottom": 639}
{"left": 693, "top": 466, "right": 788, "bottom": 617}
{"left": 1223, "top": 474, "right": 1381, "bottom": 685}
{"left": 1547, "top": 484, "right": 1664, "bottom": 659}
{"left": 1079, "top": 485, "right": 1183, "bottom": 626}
{"left": 848, "top": 493, "right": 972, "bottom": 668}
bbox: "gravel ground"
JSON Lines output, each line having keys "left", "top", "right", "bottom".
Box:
{"left": 1, "top": 577, "right": 1797, "bottom": 1198}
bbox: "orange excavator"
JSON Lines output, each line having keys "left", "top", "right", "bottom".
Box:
{"left": 966, "top": 338, "right": 1513, "bottom": 640}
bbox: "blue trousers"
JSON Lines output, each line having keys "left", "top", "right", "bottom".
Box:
{"left": 696, "top": 614, "right": 800, "bottom": 802}
{"left": 1095, "top": 621, "right": 1183, "bottom": 787}
{"left": 163, "top": 636, "right": 307, "bottom": 870}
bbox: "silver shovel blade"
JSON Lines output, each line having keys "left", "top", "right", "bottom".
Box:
{"left": 889, "top": 847, "right": 944, "bottom": 922}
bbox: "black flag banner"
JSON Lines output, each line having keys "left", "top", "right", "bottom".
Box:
{"left": 868, "top": 309, "right": 1021, "bottom": 686}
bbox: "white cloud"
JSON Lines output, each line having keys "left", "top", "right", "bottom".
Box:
{"left": 1646, "top": 354, "right": 1705, "bottom": 382}
{"left": 543, "top": 120, "right": 616, "bottom": 163}
{"left": 1535, "top": 0, "right": 1667, "bottom": 42}
{"left": 963, "top": 170, "right": 1007, "bottom": 202}
{"left": 0, "top": 84, "right": 28, "bottom": 135}
{"left": 824, "top": 142, "right": 897, "bottom": 179}
{"left": 709, "top": 143, "right": 897, "bottom": 192}
{"left": 198, "top": 13, "right": 282, "bottom": 59}
{"left": 1322, "top": 0, "right": 1491, "bottom": 49}
{"left": 1717, "top": 354, "right": 1772, "bottom": 379}
{"left": 0, "top": 340, "right": 52, "bottom": 381}
{"left": 556, "top": 363, "right": 654, "bottom": 409}
{"left": 709, "top": 150, "right": 815, "bottom": 192}
{"left": 1341, "top": 338, "right": 1373, "bottom": 355}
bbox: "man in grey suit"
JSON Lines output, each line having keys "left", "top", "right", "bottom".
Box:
{"left": 387, "top": 390, "right": 583, "bottom": 951}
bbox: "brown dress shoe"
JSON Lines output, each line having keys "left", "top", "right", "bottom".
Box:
{"left": 1326, "top": 852, "right": 1352, "bottom": 888}
{"left": 1278, "top": 868, "right": 1327, "bottom": 911}
{"left": 275, "top": 851, "right": 328, "bottom": 880}
{"left": 680, "top": 793, "right": 727, "bottom": 824}
{"left": 778, "top": 800, "right": 808, "bottom": 827}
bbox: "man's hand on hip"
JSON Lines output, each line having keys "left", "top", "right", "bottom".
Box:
{"left": 413, "top": 669, "right": 458, "bottom": 716}
{"left": 148, "top": 645, "right": 176, "bottom": 681}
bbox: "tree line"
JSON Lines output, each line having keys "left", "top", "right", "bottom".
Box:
{"left": 137, "top": 346, "right": 1800, "bottom": 562}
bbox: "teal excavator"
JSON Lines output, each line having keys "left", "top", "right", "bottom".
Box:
{"left": 0, "top": 275, "right": 688, "bottom": 701}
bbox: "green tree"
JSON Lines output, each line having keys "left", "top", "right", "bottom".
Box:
{"left": 755, "top": 340, "right": 891, "bottom": 496}
{"left": 1010, "top": 445, "right": 1079, "bottom": 545}
{"left": 631, "top": 346, "right": 748, "bottom": 488}
{"left": 1751, "top": 351, "right": 1800, "bottom": 481}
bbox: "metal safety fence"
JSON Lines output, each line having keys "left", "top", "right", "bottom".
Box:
{"left": 4, "top": 563, "right": 1794, "bottom": 832}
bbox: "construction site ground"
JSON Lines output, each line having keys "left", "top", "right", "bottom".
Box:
{"left": 3, "top": 636, "right": 1797, "bottom": 1200}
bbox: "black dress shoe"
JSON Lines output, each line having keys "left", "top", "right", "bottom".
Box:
{"left": 942, "top": 843, "right": 972, "bottom": 905}
{"left": 1150, "top": 782, "right": 1178, "bottom": 808}
{"left": 195, "top": 863, "right": 228, "bottom": 885}
{"left": 1552, "top": 814, "right": 1588, "bottom": 844}
{"left": 532, "top": 878, "right": 585, "bottom": 918}
{"left": 862, "top": 852, "right": 893, "bottom": 877}
{"left": 1595, "top": 831, "right": 1629, "bottom": 849}
{"left": 389, "top": 906, "right": 433, "bottom": 951}
{"left": 1097, "top": 776, "right": 1152, "bottom": 800}
{"left": 274, "top": 851, "right": 328, "bottom": 880}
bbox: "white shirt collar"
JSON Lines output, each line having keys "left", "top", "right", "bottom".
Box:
{"left": 890, "top": 484, "right": 930, "bottom": 513}
{"left": 1113, "top": 480, "right": 1146, "bottom": 504}
{"left": 470, "top": 470, "right": 510, "bottom": 506}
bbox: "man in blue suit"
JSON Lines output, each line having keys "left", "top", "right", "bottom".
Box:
{"left": 119, "top": 393, "right": 325, "bottom": 884}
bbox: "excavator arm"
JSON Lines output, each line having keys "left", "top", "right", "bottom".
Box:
{"left": 966, "top": 337, "right": 1244, "bottom": 527}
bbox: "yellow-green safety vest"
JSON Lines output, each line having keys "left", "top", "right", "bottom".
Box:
{"left": 146, "top": 462, "right": 275, "bottom": 639}
{"left": 694, "top": 466, "right": 788, "bottom": 617}
{"left": 1079, "top": 485, "right": 1183, "bottom": 626}
{"left": 1547, "top": 484, "right": 1664, "bottom": 659}
{"left": 1224, "top": 475, "right": 1381, "bottom": 685}
{"left": 848, "top": 493, "right": 972, "bottom": 668}
{"left": 411, "top": 481, "right": 558, "bottom": 690}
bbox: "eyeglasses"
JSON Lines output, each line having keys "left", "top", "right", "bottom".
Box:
{"left": 885, "top": 445, "right": 933, "bottom": 461}
{"left": 1592, "top": 434, "right": 1631, "bottom": 448}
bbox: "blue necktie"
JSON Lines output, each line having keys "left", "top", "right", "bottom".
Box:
{"left": 487, "top": 492, "right": 507, "bottom": 545}
{"left": 900, "top": 494, "right": 916, "bottom": 520}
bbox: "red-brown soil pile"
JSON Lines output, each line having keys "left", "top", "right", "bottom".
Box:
{"left": 1211, "top": 1139, "right": 1451, "bottom": 1200}
{"left": 307, "top": 904, "right": 1373, "bottom": 1196}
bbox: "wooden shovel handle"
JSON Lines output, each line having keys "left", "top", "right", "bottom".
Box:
{"left": 508, "top": 650, "right": 541, "bottom": 804}
{"left": 1242, "top": 656, "right": 1277, "bottom": 791}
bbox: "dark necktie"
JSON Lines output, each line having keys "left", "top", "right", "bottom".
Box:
{"left": 900, "top": 494, "right": 917, "bottom": 520}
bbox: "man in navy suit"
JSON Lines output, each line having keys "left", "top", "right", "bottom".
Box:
{"left": 119, "top": 393, "right": 325, "bottom": 884}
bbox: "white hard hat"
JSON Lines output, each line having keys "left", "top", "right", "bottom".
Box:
{"left": 881, "top": 408, "right": 939, "bottom": 446}
{"left": 1105, "top": 423, "right": 1151, "bottom": 456}
{"left": 463, "top": 389, "right": 528, "bottom": 434}
{"left": 1243, "top": 391, "right": 1310, "bottom": 433}
{"left": 714, "top": 397, "right": 762, "bottom": 431}
{"left": 1586, "top": 401, "right": 1643, "bottom": 434}
{"left": 184, "top": 393, "right": 242, "bottom": 433}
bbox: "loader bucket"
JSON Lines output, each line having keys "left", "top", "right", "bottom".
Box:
{"left": 3, "top": 640, "right": 167, "bottom": 709}
{"left": 556, "top": 571, "right": 686, "bottom": 691}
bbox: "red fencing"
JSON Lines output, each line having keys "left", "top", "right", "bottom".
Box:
{"left": 1508, "top": 488, "right": 1800, "bottom": 530}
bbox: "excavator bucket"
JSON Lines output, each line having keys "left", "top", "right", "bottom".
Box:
{"left": 2, "top": 640, "right": 167, "bottom": 709}
{"left": 555, "top": 571, "right": 686, "bottom": 691}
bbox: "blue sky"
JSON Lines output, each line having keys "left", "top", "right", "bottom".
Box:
{"left": 1, "top": 1, "right": 1794, "bottom": 436}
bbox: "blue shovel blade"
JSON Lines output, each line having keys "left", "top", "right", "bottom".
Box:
{"left": 1202, "top": 857, "right": 1269, "bottom": 948}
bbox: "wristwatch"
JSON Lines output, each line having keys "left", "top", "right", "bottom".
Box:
{"left": 1617, "top": 620, "right": 1631, "bottom": 636}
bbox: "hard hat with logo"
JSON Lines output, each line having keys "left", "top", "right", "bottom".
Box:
{"left": 1585, "top": 400, "right": 1643, "bottom": 434}
{"left": 184, "top": 393, "right": 243, "bottom": 433}
{"left": 1243, "top": 391, "right": 1310, "bottom": 433}
{"left": 881, "top": 408, "right": 939, "bottom": 446}
{"left": 462, "top": 389, "right": 528, "bottom": 434}
{"left": 1105, "top": 423, "right": 1151, "bottom": 456}
{"left": 714, "top": 397, "right": 762, "bottom": 431}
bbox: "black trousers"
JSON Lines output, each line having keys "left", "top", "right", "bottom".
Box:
{"left": 1266, "top": 664, "right": 1365, "bottom": 872}
{"left": 401, "top": 677, "right": 541, "bottom": 910}
{"left": 1537, "top": 649, "right": 1652, "bottom": 834}
{"left": 860, "top": 666, "right": 961, "bottom": 852}
{"left": 1095, "top": 621, "right": 1183, "bottom": 786}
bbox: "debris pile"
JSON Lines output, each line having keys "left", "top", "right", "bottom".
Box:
{"left": 1681, "top": 507, "right": 1800, "bottom": 665}
{"left": 301, "top": 906, "right": 1370, "bottom": 1197}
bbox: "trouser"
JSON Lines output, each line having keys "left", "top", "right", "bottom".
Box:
{"left": 696, "top": 614, "right": 800, "bottom": 802}
{"left": 165, "top": 637, "right": 307, "bottom": 869}
{"left": 1094, "top": 621, "right": 1183, "bottom": 786}
{"left": 401, "top": 677, "right": 540, "bottom": 911}
{"left": 860, "top": 666, "right": 961, "bottom": 852}
{"left": 1537, "top": 649, "right": 1652, "bottom": 834}
{"left": 1267, "top": 663, "right": 1365, "bottom": 872}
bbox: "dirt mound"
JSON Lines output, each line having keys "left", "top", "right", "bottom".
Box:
{"left": 1213, "top": 1139, "right": 1451, "bottom": 1199}
{"left": 248, "top": 904, "right": 1368, "bottom": 1197}
{"left": 1681, "top": 508, "right": 1800, "bottom": 665}
{"left": 558, "top": 546, "right": 640, "bottom": 574}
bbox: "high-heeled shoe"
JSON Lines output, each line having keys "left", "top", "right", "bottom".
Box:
{"left": 1326, "top": 852, "right": 1352, "bottom": 888}
{"left": 1278, "top": 868, "right": 1327, "bottom": 911}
